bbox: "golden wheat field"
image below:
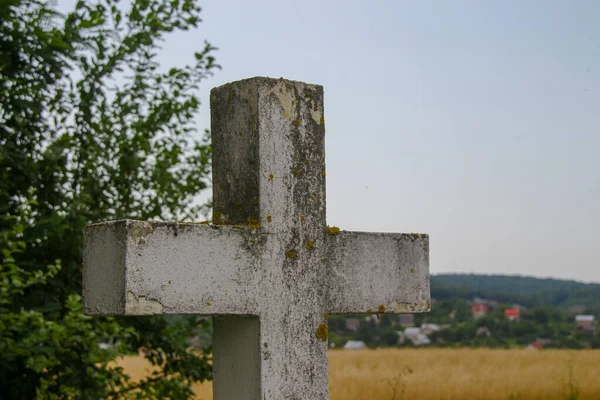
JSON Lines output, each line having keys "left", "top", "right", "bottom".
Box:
{"left": 118, "top": 348, "right": 600, "bottom": 400}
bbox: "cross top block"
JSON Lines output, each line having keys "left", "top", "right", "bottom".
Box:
{"left": 83, "top": 77, "right": 430, "bottom": 400}
{"left": 211, "top": 77, "right": 327, "bottom": 230}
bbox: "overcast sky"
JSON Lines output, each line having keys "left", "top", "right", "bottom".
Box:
{"left": 61, "top": 0, "right": 600, "bottom": 282}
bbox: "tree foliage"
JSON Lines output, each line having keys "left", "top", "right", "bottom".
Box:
{"left": 0, "top": 0, "right": 217, "bottom": 397}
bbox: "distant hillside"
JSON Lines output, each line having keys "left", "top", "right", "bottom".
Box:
{"left": 431, "top": 274, "right": 600, "bottom": 310}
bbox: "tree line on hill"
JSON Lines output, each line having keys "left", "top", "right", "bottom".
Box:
{"left": 431, "top": 274, "right": 600, "bottom": 310}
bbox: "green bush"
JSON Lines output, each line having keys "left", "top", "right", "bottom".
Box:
{"left": 0, "top": 0, "right": 217, "bottom": 397}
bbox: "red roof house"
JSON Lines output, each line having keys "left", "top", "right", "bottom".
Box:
{"left": 471, "top": 305, "right": 488, "bottom": 320}
{"left": 526, "top": 342, "right": 542, "bottom": 350}
{"left": 504, "top": 308, "right": 520, "bottom": 321}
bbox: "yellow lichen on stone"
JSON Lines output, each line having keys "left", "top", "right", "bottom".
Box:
{"left": 293, "top": 118, "right": 301, "bottom": 126}
{"left": 247, "top": 218, "right": 260, "bottom": 229}
{"left": 321, "top": 170, "right": 326, "bottom": 177}
{"left": 168, "top": 280, "right": 172, "bottom": 285}
{"left": 300, "top": 216, "right": 305, "bottom": 222}
{"left": 305, "top": 240, "right": 314, "bottom": 250}
{"left": 378, "top": 304, "right": 386, "bottom": 313}
{"left": 268, "top": 173, "right": 274, "bottom": 182}
{"left": 206, "top": 301, "right": 212, "bottom": 306}
{"left": 267, "top": 216, "right": 272, "bottom": 223}
{"left": 323, "top": 313, "right": 329, "bottom": 320}
{"left": 285, "top": 250, "right": 297, "bottom": 259}
{"left": 295, "top": 169, "right": 300, "bottom": 176}
{"left": 319, "top": 117, "right": 325, "bottom": 125}
{"left": 326, "top": 225, "right": 340, "bottom": 236}
{"left": 315, "top": 323, "right": 328, "bottom": 341}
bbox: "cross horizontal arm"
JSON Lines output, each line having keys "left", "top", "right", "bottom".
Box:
{"left": 325, "top": 231, "right": 430, "bottom": 314}
{"left": 83, "top": 220, "right": 263, "bottom": 316}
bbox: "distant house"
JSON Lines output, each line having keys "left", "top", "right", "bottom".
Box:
{"left": 398, "top": 314, "right": 415, "bottom": 327}
{"left": 413, "top": 334, "right": 431, "bottom": 346}
{"left": 568, "top": 305, "right": 586, "bottom": 315}
{"left": 504, "top": 308, "right": 520, "bottom": 321}
{"left": 343, "top": 340, "right": 366, "bottom": 350}
{"left": 345, "top": 318, "right": 361, "bottom": 332}
{"left": 476, "top": 327, "right": 491, "bottom": 337}
{"left": 526, "top": 342, "right": 542, "bottom": 351}
{"left": 404, "top": 327, "right": 421, "bottom": 338}
{"left": 421, "top": 323, "right": 440, "bottom": 336}
{"left": 525, "top": 337, "right": 551, "bottom": 350}
{"left": 472, "top": 297, "right": 499, "bottom": 308}
{"left": 575, "top": 315, "right": 596, "bottom": 332}
{"left": 404, "top": 327, "right": 431, "bottom": 346}
{"left": 472, "top": 304, "right": 488, "bottom": 320}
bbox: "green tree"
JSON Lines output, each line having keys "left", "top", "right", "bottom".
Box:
{"left": 0, "top": 0, "right": 217, "bottom": 397}
{"left": 531, "top": 308, "right": 550, "bottom": 324}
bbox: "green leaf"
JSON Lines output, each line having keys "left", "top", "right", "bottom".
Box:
{"left": 49, "top": 36, "right": 72, "bottom": 50}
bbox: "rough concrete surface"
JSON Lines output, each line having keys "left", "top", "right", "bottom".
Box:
{"left": 83, "top": 77, "right": 430, "bottom": 400}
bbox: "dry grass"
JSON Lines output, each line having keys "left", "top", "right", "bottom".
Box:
{"left": 329, "top": 349, "right": 600, "bottom": 400}
{"left": 118, "top": 348, "right": 600, "bottom": 400}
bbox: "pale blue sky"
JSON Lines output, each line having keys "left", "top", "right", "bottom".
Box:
{"left": 61, "top": 0, "right": 600, "bottom": 282}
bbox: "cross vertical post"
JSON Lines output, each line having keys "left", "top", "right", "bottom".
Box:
{"left": 211, "top": 78, "right": 329, "bottom": 399}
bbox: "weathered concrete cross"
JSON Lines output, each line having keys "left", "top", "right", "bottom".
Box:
{"left": 83, "top": 77, "right": 430, "bottom": 400}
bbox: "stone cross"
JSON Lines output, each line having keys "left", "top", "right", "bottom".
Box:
{"left": 83, "top": 77, "right": 430, "bottom": 400}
